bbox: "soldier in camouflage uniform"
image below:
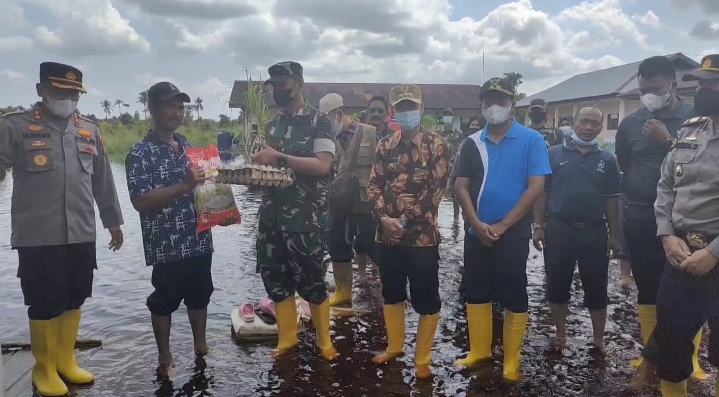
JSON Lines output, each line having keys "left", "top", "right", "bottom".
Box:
{"left": 528, "top": 98, "right": 563, "bottom": 147}
{"left": 251, "top": 61, "right": 339, "bottom": 360}
{"left": 438, "top": 108, "right": 464, "bottom": 220}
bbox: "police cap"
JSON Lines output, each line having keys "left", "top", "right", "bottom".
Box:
{"left": 683, "top": 54, "right": 719, "bottom": 82}
{"left": 39, "top": 62, "right": 86, "bottom": 93}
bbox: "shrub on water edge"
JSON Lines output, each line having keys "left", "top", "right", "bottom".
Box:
{"left": 99, "top": 120, "right": 244, "bottom": 161}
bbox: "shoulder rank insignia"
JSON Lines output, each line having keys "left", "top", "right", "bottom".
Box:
{"left": 682, "top": 117, "right": 709, "bottom": 127}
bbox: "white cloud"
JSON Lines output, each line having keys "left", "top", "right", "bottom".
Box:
{"left": 86, "top": 87, "right": 107, "bottom": 97}
{"left": 135, "top": 73, "right": 177, "bottom": 87}
{"left": 0, "top": 2, "right": 27, "bottom": 35}
{"left": 557, "top": 0, "right": 648, "bottom": 48}
{"left": 634, "top": 11, "right": 661, "bottom": 28}
{"left": 0, "top": 36, "right": 33, "bottom": 51}
{"left": 0, "top": 70, "right": 27, "bottom": 84}
{"left": 30, "top": 0, "right": 150, "bottom": 56}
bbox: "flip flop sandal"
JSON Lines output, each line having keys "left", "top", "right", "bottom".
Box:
{"left": 254, "top": 306, "right": 276, "bottom": 325}
{"left": 259, "top": 298, "right": 277, "bottom": 318}
{"left": 239, "top": 303, "right": 255, "bottom": 322}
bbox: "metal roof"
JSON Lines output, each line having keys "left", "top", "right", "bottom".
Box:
{"left": 516, "top": 53, "right": 699, "bottom": 108}
{"left": 229, "top": 82, "right": 481, "bottom": 110}
{"left": 619, "top": 69, "right": 699, "bottom": 98}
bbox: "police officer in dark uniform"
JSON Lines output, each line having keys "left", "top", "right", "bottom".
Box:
{"left": 0, "top": 62, "right": 124, "bottom": 396}
{"left": 645, "top": 54, "right": 719, "bottom": 397}
{"left": 532, "top": 107, "right": 621, "bottom": 353}
{"left": 528, "top": 98, "right": 562, "bottom": 147}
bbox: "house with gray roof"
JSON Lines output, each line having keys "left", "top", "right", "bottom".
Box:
{"left": 516, "top": 53, "right": 699, "bottom": 142}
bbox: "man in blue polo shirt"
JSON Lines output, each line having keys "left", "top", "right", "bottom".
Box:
{"left": 532, "top": 107, "right": 621, "bottom": 354}
{"left": 453, "top": 77, "right": 551, "bottom": 381}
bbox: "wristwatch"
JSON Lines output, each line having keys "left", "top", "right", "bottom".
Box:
{"left": 663, "top": 137, "right": 676, "bottom": 150}
{"left": 532, "top": 222, "right": 544, "bottom": 230}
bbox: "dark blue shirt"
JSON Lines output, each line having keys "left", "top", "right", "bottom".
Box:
{"left": 469, "top": 120, "right": 551, "bottom": 227}
{"left": 545, "top": 140, "right": 621, "bottom": 221}
{"left": 125, "top": 132, "right": 213, "bottom": 266}
{"left": 615, "top": 100, "right": 695, "bottom": 218}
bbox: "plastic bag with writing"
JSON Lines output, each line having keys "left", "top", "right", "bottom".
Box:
{"left": 186, "top": 144, "right": 242, "bottom": 233}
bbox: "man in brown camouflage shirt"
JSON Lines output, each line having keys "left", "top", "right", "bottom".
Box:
{"left": 367, "top": 84, "right": 449, "bottom": 379}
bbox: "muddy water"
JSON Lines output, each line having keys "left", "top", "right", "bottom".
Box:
{"left": 0, "top": 162, "right": 713, "bottom": 397}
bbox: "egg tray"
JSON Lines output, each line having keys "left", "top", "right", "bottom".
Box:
{"left": 216, "top": 164, "right": 294, "bottom": 187}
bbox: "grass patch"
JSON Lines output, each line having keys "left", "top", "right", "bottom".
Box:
{"left": 99, "top": 120, "right": 244, "bottom": 161}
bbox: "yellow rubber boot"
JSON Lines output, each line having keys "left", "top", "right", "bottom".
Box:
{"left": 29, "top": 319, "right": 69, "bottom": 396}
{"left": 309, "top": 299, "right": 339, "bottom": 360}
{"left": 455, "top": 303, "right": 493, "bottom": 367}
{"left": 271, "top": 296, "right": 299, "bottom": 358}
{"left": 631, "top": 305, "right": 657, "bottom": 367}
{"left": 503, "top": 310, "right": 528, "bottom": 382}
{"left": 372, "top": 303, "right": 406, "bottom": 364}
{"left": 329, "top": 262, "right": 353, "bottom": 307}
{"left": 691, "top": 327, "right": 710, "bottom": 380}
{"left": 660, "top": 380, "right": 687, "bottom": 397}
{"left": 415, "top": 313, "right": 439, "bottom": 379}
{"left": 56, "top": 309, "right": 94, "bottom": 384}
{"left": 715, "top": 371, "right": 719, "bottom": 397}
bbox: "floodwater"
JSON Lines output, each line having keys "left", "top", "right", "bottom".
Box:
{"left": 0, "top": 162, "right": 714, "bottom": 397}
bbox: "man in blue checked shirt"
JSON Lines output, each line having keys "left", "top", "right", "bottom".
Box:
{"left": 125, "top": 82, "right": 236, "bottom": 378}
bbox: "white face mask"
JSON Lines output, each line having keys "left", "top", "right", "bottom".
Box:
{"left": 640, "top": 89, "right": 672, "bottom": 112}
{"left": 45, "top": 97, "right": 78, "bottom": 118}
{"left": 332, "top": 116, "right": 343, "bottom": 136}
{"left": 559, "top": 125, "right": 574, "bottom": 137}
{"left": 482, "top": 105, "right": 512, "bottom": 125}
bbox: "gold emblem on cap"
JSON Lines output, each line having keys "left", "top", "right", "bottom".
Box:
{"left": 66, "top": 71, "right": 76, "bottom": 80}
{"left": 33, "top": 154, "right": 48, "bottom": 167}
{"left": 702, "top": 58, "right": 712, "bottom": 69}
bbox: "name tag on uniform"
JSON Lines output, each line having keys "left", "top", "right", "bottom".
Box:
{"left": 81, "top": 144, "right": 97, "bottom": 155}
{"left": 31, "top": 140, "right": 46, "bottom": 148}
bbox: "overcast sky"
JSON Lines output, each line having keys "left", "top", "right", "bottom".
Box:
{"left": 0, "top": 0, "right": 717, "bottom": 119}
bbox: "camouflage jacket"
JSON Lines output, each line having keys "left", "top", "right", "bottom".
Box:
{"left": 438, "top": 127, "right": 463, "bottom": 155}
{"left": 258, "top": 104, "right": 336, "bottom": 232}
{"left": 536, "top": 126, "right": 563, "bottom": 147}
{"left": 367, "top": 128, "right": 449, "bottom": 246}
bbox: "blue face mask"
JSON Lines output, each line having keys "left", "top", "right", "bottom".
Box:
{"left": 570, "top": 132, "right": 598, "bottom": 146}
{"left": 443, "top": 116, "right": 453, "bottom": 125}
{"left": 395, "top": 110, "right": 421, "bottom": 130}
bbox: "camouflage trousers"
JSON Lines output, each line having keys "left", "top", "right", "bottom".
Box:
{"left": 256, "top": 223, "right": 329, "bottom": 305}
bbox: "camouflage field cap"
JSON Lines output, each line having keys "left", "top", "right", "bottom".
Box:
{"left": 389, "top": 84, "right": 422, "bottom": 106}
{"left": 529, "top": 98, "right": 548, "bottom": 111}
{"left": 682, "top": 54, "right": 719, "bottom": 81}
{"left": 267, "top": 61, "right": 304, "bottom": 83}
{"left": 40, "top": 62, "right": 86, "bottom": 93}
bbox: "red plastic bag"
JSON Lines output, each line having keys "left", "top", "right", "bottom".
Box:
{"left": 186, "top": 144, "right": 241, "bottom": 232}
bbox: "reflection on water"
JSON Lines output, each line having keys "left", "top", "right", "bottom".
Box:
{"left": 0, "top": 163, "right": 712, "bottom": 396}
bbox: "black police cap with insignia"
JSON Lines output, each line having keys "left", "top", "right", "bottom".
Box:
{"left": 479, "top": 77, "right": 515, "bottom": 98}
{"left": 40, "top": 62, "right": 86, "bottom": 93}
{"left": 682, "top": 54, "right": 719, "bottom": 82}
{"left": 266, "top": 61, "right": 303, "bottom": 83}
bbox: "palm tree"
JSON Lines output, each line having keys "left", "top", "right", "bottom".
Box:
{"left": 194, "top": 97, "right": 204, "bottom": 119}
{"left": 100, "top": 100, "right": 112, "bottom": 120}
{"left": 184, "top": 104, "right": 195, "bottom": 121}
{"left": 114, "top": 99, "right": 125, "bottom": 115}
{"left": 137, "top": 91, "right": 149, "bottom": 119}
